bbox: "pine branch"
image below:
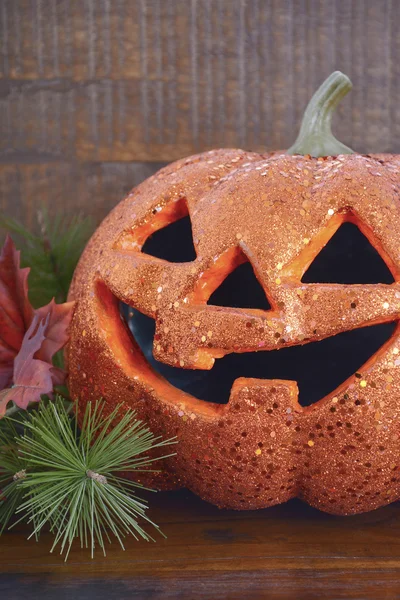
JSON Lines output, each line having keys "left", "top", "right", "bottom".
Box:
{"left": 1, "top": 398, "right": 176, "bottom": 560}
{"left": 0, "top": 210, "right": 94, "bottom": 307}
{"left": 0, "top": 419, "right": 27, "bottom": 534}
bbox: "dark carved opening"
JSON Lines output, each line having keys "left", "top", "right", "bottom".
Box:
{"left": 302, "top": 222, "right": 394, "bottom": 284}
{"left": 120, "top": 304, "right": 396, "bottom": 407}
{"left": 142, "top": 216, "right": 196, "bottom": 262}
{"left": 208, "top": 262, "right": 271, "bottom": 310}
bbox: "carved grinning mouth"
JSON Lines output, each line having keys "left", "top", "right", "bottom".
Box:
{"left": 119, "top": 221, "right": 397, "bottom": 407}
{"left": 121, "top": 305, "right": 395, "bottom": 407}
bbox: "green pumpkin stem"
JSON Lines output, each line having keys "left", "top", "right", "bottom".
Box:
{"left": 287, "top": 71, "right": 354, "bottom": 158}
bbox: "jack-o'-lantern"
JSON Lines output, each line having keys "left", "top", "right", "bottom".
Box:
{"left": 68, "top": 73, "right": 400, "bottom": 515}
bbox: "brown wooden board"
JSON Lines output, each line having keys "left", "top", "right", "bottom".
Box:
{"left": 0, "top": 161, "right": 166, "bottom": 228}
{"left": 1, "top": 1, "right": 400, "bottom": 224}
{"left": 2, "top": 490, "right": 400, "bottom": 599}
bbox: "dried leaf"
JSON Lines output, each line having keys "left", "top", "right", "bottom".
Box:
{"left": 0, "top": 315, "right": 54, "bottom": 416}
{"left": 35, "top": 299, "right": 75, "bottom": 367}
{"left": 0, "top": 360, "right": 14, "bottom": 391}
{"left": 0, "top": 235, "right": 33, "bottom": 353}
{"left": 0, "top": 236, "right": 76, "bottom": 415}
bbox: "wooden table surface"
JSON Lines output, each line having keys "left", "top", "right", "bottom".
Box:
{"left": 1, "top": 489, "right": 400, "bottom": 599}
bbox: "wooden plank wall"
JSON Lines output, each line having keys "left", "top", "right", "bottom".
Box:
{"left": 0, "top": 0, "right": 399, "bottom": 228}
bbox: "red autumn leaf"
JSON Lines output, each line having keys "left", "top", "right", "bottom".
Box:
{"left": 0, "top": 236, "right": 34, "bottom": 389}
{"left": 0, "top": 315, "right": 54, "bottom": 416}
{"left": 35, "top": 299, "right": 75, "bottom": 367}
{"left": 0, "top": 355, "right": 15, "bottom": 391}
{"left": 0, "top": 236, "right": 75, "bottom": 416}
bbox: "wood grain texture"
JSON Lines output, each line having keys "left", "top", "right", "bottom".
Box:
{"left": 2, "top": 0, "right": 400, "bottom": 160}
{"left": 0, "top": 161, "right": 166, "bottom": 228}
{"left": 2, "top": 490, "right": 400, "bottom": 599}
{"left": 1, "top": 0, "right": 400, "bottom": 226}
{"left": 1, "top": 0, "right": 400, "bottom": 157}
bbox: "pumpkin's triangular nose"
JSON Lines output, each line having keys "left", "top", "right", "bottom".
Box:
{"left": 208, "top": 260, "right": 271, "bottom": 311}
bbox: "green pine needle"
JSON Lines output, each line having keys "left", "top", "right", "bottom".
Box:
{"left": 1, "top": 399, "right": 176, "bottom": 560}
{"left": 0, "top": 419, "right": 27, "bottom": 534}
{"left": 0, "top": 209, "right": 94, "bottom": 307}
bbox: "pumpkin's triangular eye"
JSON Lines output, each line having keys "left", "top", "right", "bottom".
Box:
{"left": 142, "top": 215, "right": 196, "bottom": 262}
{"left": 208, "top": 262, "right": 271, "bottom": 310}
{"left": 302, "top": 223, "right": 394, "bottom": 284}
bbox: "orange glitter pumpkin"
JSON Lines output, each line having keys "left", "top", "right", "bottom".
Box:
{"left": 68, "top": 73, "right": 400, "bottom": 514}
